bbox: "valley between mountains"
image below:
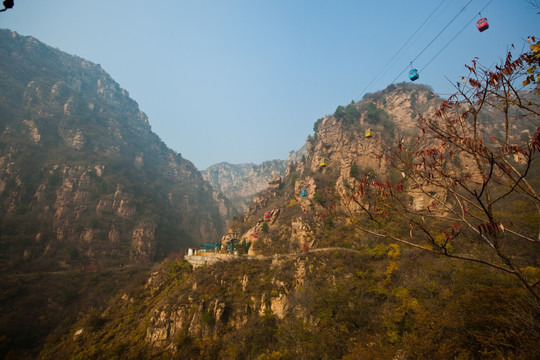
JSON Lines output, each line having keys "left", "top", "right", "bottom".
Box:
{"left": 1, "top": 29, "right": 539, "bottom": 359}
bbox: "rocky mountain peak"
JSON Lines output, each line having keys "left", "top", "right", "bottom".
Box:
{"left": 202, "top": 160, "right": 288, "bottom": 213}
{"left": 1, "top": 29, "right": 227, "bottom": 266}
{"left": 0, "top": 29, "right": 233, "bottom": 355}
{"left": 230, "top": 83, "right": 443, "bottom": 254}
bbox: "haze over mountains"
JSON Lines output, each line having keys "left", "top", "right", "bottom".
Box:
{"left": 202, "top": 160, "right": 288, "bottom": 213}
{"left": 0, "top": 28, "right": 539, "bottom": 359}
{"left": 0, "top": 29, "right": 230, "bottom": 263}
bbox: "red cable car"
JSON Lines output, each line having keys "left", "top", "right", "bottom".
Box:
{"left": 477, "top": 17, "right": 489, "bottom": 32}
{"left": 264, "top": 211, "right": 271, "bottom": 219}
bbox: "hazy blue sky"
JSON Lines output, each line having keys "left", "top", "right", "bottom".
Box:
{"left": 1, "top": 1, "right": 538, "bottom": 169}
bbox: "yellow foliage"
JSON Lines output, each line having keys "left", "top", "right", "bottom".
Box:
{"left": 384, "top": 260, "right": 398, "bottom": 284}
{"left": 367, "top": 244, "right": 388, "bottom": 258}
{"left": 287, "top": 198, "right": 298, "bottom": 207}
{"left": 387, "top": 244, "right": 401, "bottom": 259}
{"left": 523, "top": 40, "right": 540, "bottom": 89}
{"left": 392, "top": 287, "right": 420, "bottom": 319}
{"left": 434, "top": 233, "right": 454, "bottom": 253}
{"left": 531, "top": 41, "right": 540, "bottom": 59}
{"left": 521, "top": 266, "right": 540, "bottom": 283}
{"left": 384, "top": 287, "right": 421, "bottom": 343}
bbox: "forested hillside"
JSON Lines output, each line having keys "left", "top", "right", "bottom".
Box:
{"left": 40, "top": 41, "right": 540, "bottom": 359}
{"left": 0, "top": 29, "right": 229, "bottom": 358}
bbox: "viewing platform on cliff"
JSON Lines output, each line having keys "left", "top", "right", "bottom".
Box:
{"left": 184, "top": 252, "right": 262, "bottom": 268}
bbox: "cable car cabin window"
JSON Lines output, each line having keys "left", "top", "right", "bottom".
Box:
{"left": 477, "top": 17, "right": 489, "bottom": 32}
{"left": 409, "top": 69, "right": 419, "bottom": 81}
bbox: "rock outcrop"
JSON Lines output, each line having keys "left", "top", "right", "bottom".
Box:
{"left": 202, "top": 160, "right": 288, "bottom": 213}
{"left": 0, "top": 29, "right": 229, "bottom": 357}
{"left": 233, "top": 83, "right": 448, "bottom": 254}
{"left": 0, "top": 29, "right": 227, "bottom": 269}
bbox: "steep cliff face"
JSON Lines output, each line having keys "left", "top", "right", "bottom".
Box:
{"left": 40, "top": 251, "right": 401, "bottom": 359}
{"left": 34, "top": 83, "right": 540, "bottom": 360}
{"left": 202, "top": 160, "right": 288, "bottom": 213}
{"left": 41, "top": 248, "right": 539, "bottom": 359}
{"left": 0, "top": 29, "right": 230, "bottom": 357}
{"left": 237, "top": 81, "right": 537, "bottom": 256}
{"left": 233, "top": 83, "right": 443, "bottom": 254}
{"left": 0, "top": 29, "right": 226, "bottom": 270}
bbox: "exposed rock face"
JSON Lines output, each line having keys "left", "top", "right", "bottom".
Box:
{"left": 44, "top": 248, "right": 425, "bottom": 359}
{"left": 237, "top": 83, "right": 532, "bottom": 256}
{"left": 33, "top": 70, "right": 540, "bottom": 360}
{"left": 0, "top": 29, "right": 234, "bottom": 358}
{"left": 202, "top": 160, "right": 288, "bottom": 213}
{"left": 0, "top": 29, "right": 227, "bottom": 267}
{"left": 234, "top": 83, "right": 451, "bottom": 253}
{"left": 49, "top": 252, "right": 363, "bottom": 357}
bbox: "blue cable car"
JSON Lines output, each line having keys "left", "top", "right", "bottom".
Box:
{"left": 301, "top": 189, "right": 308, "bottom": 197}
{"left": 409, "top": 69, "right": 419, "bottom": 81}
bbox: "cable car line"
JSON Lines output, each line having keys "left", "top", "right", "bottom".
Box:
{"left": 420, "top": 0, "right": 495, "bottom": 74}
{"left": 411, "top": 0, "right": 474, "bottom": 67}
{"left": 358, "top": 0, "right": 448, "bottom": 99}
{"left": 390, "top": 0, "right": 474, "bottom": 85}
{"left": 419, "top": 20, "right": 472, "bottom": 74}
{"left": 410, "top": 0, "right": 455, "bottom": 47}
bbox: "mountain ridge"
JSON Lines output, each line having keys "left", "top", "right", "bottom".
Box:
{"left": 40, "top": 80, "right": 540, "bottom": 359}
{"left": 0, "top": 28, "right": 231, "bottom": 357}
{"left": 1, "top": 28, "right": 539, "bottom": 359}
{"left": 202, "top": 159, "right": 288, "bottom": 214}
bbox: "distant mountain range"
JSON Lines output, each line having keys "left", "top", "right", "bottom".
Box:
{"left": 202, "top": 160, "right": 289, "bottom": 213}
